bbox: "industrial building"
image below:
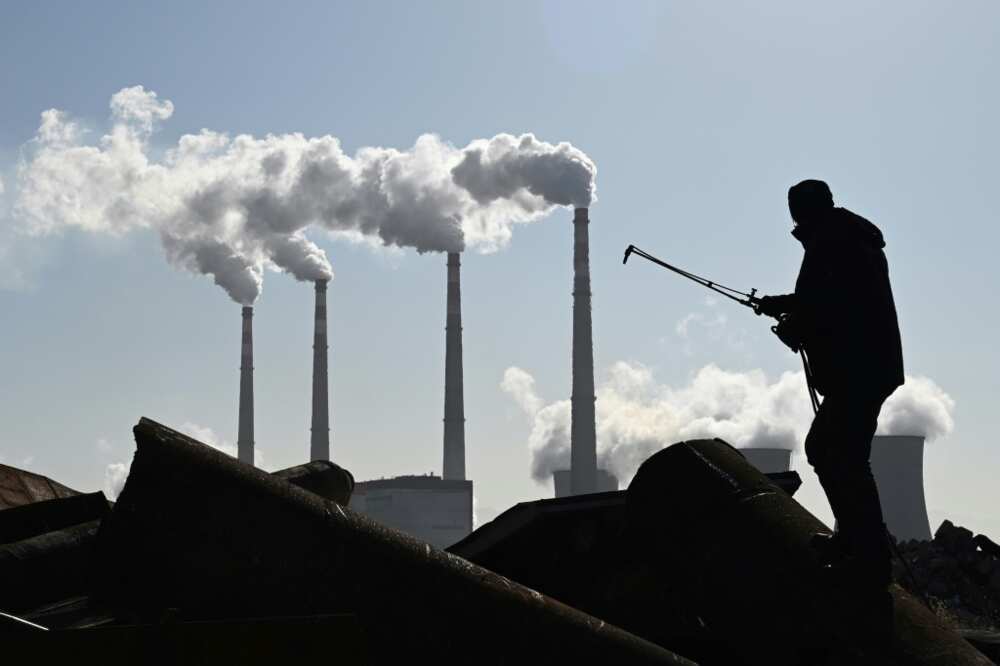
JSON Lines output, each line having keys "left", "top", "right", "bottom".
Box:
{"left": 349, "top": 474, "right": 473, "bottom": 549}
{"left": 553, "top": 468, "right": 618, "bottom": 498}
{"left": 820, "top": 435, "right": 933, "bottom": 543}
{"left": 737, "top": 441, "right": 933, "bottom": 543}
{"left": 738, "top": 448, "right": 792, "bottom": 475}
{"left": 348, "top": 252, "right": 473, "bottom": 547}
{"left": 871, "top": 435, "right": 932, "bottom": 542}
{"left": 227, "top": 253, "right": 474, "bottom": 543}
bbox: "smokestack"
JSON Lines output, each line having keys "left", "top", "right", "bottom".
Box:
{"left": 554, "top": 468, "right": 618, "bottom": 498}
{"left": 310, "top": 279, "right": 330, "bottom": 461}
{"left": 570, "top": 208, "right": 597, "bottom": 495}
{"left": 442, "top": 252, "right": 466, "bottom": 480}
{"left": 870, "top": 435, "right": 932, "bottom": 542}
{"left": 237, "top": 306, "right": 255, "bottom": 466}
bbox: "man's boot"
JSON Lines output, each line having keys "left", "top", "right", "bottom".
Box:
{"left": 810, "top": 531, "right": 847, "bottom": 566}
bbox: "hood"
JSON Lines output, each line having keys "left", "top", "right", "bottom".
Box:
{"left": 837, "top": 207, "right": 886, "bottom": 249}
{"left": 792, "top": 207, "right": 886, "bottom": 249}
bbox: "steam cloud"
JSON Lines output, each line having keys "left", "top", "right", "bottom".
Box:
{"left": 175, "top": 421, "right": 242, "bottom": 460}
{"left": 103, "top": 462, "right": 128, "bottom": 500}
{"left": 502, "top": 363, "right": 955, "bottom": 486}
{"left": 451, "top": 133, "right": 595, "bottom": 209}
{"left": 877, "top": 375, "right": 956, "bottom": 441}
{"left": 12, "top": 86, "right": 596, "bottom": 303}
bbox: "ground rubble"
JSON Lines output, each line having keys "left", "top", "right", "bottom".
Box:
{"left": 894, "top": 520, "right": 1000, "bottom": 630}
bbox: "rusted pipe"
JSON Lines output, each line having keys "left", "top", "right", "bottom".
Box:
{"left": 626, "top": 439, "right": 992, "bottom": 665}
{"left": 93, "top": 418, "right": 694, "bottom": 665}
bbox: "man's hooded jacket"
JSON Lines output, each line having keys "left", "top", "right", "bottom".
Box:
{"left": 781, "top": 208, "right": 904, "bottom": 396}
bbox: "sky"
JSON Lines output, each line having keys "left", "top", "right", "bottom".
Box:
{"left": 1, "top": 1, "right": 998, "bottom": 537}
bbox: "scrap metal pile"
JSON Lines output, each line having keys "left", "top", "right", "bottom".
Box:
{"left": 0, "top": 418, "right": 994, "bottom": 664}
{"left": 894, "top": 520, "right": 1000, "bottom": 631}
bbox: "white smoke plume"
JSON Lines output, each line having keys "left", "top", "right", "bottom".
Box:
{"left": 177, "top": 421, "right": 240, "bottom": 459}
{"left": 103, "top": 462, "right": 128, "bottom": 500}
{"left": 451, "top": 133, "right": 596, "bottom": 250}
{"left": 502, "top": 364, "right": 955, "bottom": 486}
{"left": 878, "top": 376, "right": 956, "bottom": 441}
{"left": 12, "top": 86, "right": 596, "bottom": 302}
{"left": 500, "top": 367, "right": 545, "bottom": 415}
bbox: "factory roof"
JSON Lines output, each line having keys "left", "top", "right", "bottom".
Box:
{"left": 0, "top": 463, "right": 79, "bottom": 511}
{"left": 354, "top": 474, "right": 472, "bottom": 491}
{"left": 0, "top": 491, "right": 109, "bottom": 545}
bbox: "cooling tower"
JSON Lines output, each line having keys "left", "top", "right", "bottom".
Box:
{"left": 570, "top": 208, "right": 597, "bottom": 496}
{"left": 870, "top": 435, "right": 932, "bottom": 542}
{"left": 442, "top": 252, "right": 466, "bottom": 481}
{"left": 237, "top": 306, "right": 254, "bottom": 466}
{"left": 739, "top": 448, "right": 792, "bottom": 475}
{"left": 310, "top": 279, "right": 330, "bottom": 462}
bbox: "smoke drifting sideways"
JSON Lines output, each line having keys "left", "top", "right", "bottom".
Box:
{"left": 502, "top": 364, "right": 956, "bottom": 486}
{"left": 12, "top": 86, "right": 597, "bottom": 304}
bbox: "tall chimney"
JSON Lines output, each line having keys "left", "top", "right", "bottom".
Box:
{"left": 442, "top": 252, "right": 466, "bottom": 480}
{"left": 237, "top": 306, "right": 255, "bottom": 466}
{"left": 310, "top": 279, "right": 331, "bottom": 461}
{"left": 570, "top": 208, "right": 597, "bottom": 495}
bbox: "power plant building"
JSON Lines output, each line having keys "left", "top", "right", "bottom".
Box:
{"left": 871, "top": 435, "right": 932, "bottom": 542}
{"left": 553, "top": 468, "right": 618, "bottom": 499}
{"left": 349, "top": 475, "right": 473, "bottom": 549}
{"left": 738, "top": 448, "right": 792, "bottom": 475}
{"left": 349, "top": 253, "right": 473, "bottom": 549}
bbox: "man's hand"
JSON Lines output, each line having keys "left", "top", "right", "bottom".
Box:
{"left": 754, "top": 294, "right": 794, "bottom": 318}
{"left": 771, "top": 314, "right": 803, "bottom": 352}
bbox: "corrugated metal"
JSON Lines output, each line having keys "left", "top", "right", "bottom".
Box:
{"left": 0, "top": 492, "right": 110, "bottom": 545}
{"left": 0, "top": 465, "right": 80, "bottom": 511}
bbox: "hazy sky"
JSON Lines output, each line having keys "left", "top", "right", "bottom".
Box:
{"left": 2, "top": 1, "right": 997, "bottom": 536}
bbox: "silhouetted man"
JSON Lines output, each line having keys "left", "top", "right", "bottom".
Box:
{"left": 756, "top": 180, "right": 904, "bottom": 591}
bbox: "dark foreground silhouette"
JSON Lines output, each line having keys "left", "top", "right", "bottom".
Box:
{"left": 3, "top": 420, "right": 993, "bottom": 663}
{"left": 757, "top": 179, "right": 905, "bottom": 642}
